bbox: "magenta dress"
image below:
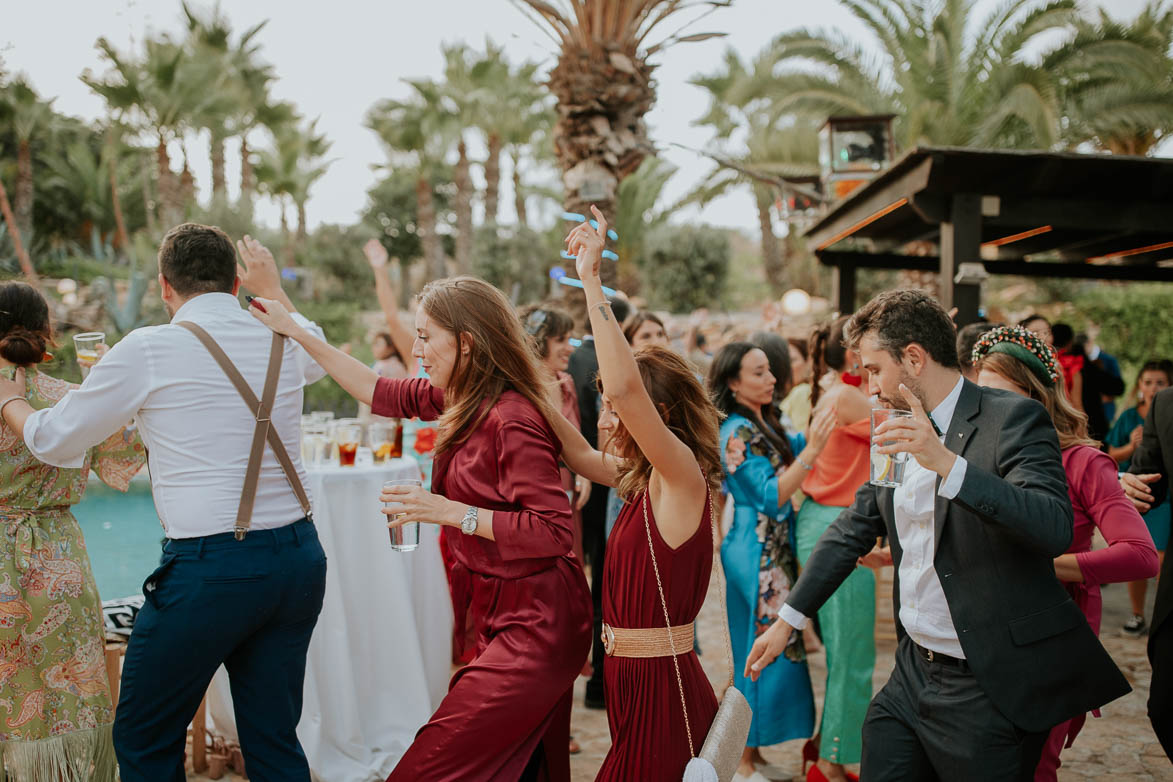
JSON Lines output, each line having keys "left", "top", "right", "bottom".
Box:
{"left": 1036, "top": 445, "right": 1160, "bottom": 781}
{"left": 374, "top": 378, "right": 593, "bottom": 782}
{"left": 595, "top": 490, "right": 719, "bottom": 781}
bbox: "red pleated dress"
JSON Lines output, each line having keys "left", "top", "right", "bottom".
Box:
{"left": 375, "top": 378, "right": 593, "bottom": 782}
{"left": 595, "top": 490, "right": 719, "bottom": 782}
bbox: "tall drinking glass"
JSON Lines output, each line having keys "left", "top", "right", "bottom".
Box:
{"left": 336, "top": 421, "right": 363, "bottom": 467}
{"left": 384, "top": 478, "right": 422, "bottom": 551}
{"left": 73, "top": 332, "right": 106, "bottom": 379}
{"left": 369, "top": 422, "right": 395, "bottom": 464}
{"left": 870, "top": 408, "right": 915, "bottom": 487}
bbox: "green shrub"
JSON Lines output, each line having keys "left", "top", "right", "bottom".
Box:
{"left": 639, "top": 224, "right": 730, "bottom": 312}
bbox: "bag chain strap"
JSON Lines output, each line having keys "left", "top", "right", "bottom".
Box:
{"left": 642, "top": 483, "right": 736, "bottom": 760}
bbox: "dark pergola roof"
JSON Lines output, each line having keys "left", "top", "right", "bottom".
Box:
{"left": 803, "top": 146, "right": 1173, "bottom": 320}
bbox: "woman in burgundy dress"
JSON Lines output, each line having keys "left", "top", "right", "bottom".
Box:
{"left": 973, "top": 326, "right": 1160, "bottom": 781}
{"left": 551, "top": 207, "right": 724, "bottom": 781}
{"left": 248, "top": 278, "right": 592, "bottom": 782}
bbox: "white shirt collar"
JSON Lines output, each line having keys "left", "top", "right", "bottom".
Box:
{"left": 929, "top": 374, "right": 966, "bottom": 436}
{"left": 170, "top": 292, "right": 242, "bottom": 323}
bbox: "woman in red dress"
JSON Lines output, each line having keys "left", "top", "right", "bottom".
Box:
{"left": 248, "top": 278, "right": 592, "bottom": 782}
{"left": 551, "top": 207, "right": 724, "bottom": 781}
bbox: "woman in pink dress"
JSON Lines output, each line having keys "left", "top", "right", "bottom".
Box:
{"left": 248, "top": 278, "right": 592, "bottom": 782}
{"left": 550, "top": 207, "right": 724, "bottom": 781}
{"left": 973, "top": 325, "right": 1159, "bottom": 781}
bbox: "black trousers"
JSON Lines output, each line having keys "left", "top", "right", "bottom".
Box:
{"left": 860, "top": 637, "right": 1049, "bottom": 782}
{"left": 582, "top": 483, "right": 610, "bottom": 701}
{"left": 113, "top": 520, "right": 327, "bottom": 782}
{"left": 1150, "top": 620, "right": 1173, "bottom": 758}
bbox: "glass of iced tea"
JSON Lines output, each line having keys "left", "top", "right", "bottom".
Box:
{"left": 335, "top": 421, "right": 363, "bottom": 467}
{"left": 73, "top": 332, "right": 106, "bottom": 379}
{"left": 369, "top": 422, "right": 394, "bottom": 464}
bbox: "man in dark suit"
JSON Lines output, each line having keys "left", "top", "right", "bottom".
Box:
{"left": 1121, "top": 386, "right": 1173, "bottom": 756}
{"left": 567, "top": 296, "right": 630, "bottom": 709}
{"left": 746, "top": 290, "right": 1129, "bottom": 781}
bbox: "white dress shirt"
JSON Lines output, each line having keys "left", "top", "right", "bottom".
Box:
{"left": 24, "top": 293, "right": 326, "bottom": 538}
{"left": 780, "top": 376, "right": 969, "bottom": 658}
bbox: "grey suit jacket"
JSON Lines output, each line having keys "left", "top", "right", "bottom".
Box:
{"left": 788, "top": 378, "right": 1130, "bottom": 732}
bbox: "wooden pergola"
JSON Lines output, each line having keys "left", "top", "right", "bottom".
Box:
{"left": 804, "top": 146, "right": 1173, "bottom": 325}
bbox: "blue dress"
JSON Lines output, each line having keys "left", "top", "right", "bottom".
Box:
{"left": 1106, "top": 406, "right": 1171, "bottom": 550}
{"left": 719, "top": 413, "right": 815, "bottom": 747}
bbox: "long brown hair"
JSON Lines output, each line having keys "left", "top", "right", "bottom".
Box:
{"left": 978, "top": 352, "right": 1097, "bottom": 450}
{"left": 808, "top": 315, "right": 850, "bottom": 409}
{"left": 418, "top": 277, "right": 558, "bottom": 454}
{"left": 602, "top": 345, "right": 723, "bottom": 501}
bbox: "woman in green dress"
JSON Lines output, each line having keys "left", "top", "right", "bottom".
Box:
{"left": 0, "top": 281, "right": 145, "bottom": 781}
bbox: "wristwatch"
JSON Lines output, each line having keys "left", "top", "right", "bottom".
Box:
{"left": 460, "top": 506, "right": 479, "bottom": 535}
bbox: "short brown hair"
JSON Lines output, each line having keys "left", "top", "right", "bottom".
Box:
{"left": 157, "top": 223, "right": 238, "bottom": 297}
{"left": 517, "top": 303, "right": 575, "bottom": 359}
{"left": 845, "top": 289, "right": 959, "bottom": 370}
{"left": 603, "top": 345, "right": 723, "bottom": 500}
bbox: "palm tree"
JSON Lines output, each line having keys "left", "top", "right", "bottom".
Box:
{"left": 511, "top": 0, "right": 732, "bottom": 282}
{"left": 613, "top": 155, "right": 676, "bottom": 289}
{"left": 496, "top": 60, "right": 554, "bottom": 228}
{"left": 1052, "top": 1, "right": 1173, "bottom": 155}
{"left": 367, "top": 96, "right": 454, "bottom": 280}
{"left": 688, "top": 47, "right": 821, "bottom": 292}
{"left": 181, "top": 2, "right": 270, "bottom": 201}
{"left": 83, "top": 34, "right": 230, "bottom": 228}
{"left": 2, "top": 77, "right": 57, "bottom": 241}
{"left": 763, "top": 0, "right": 1089, "bottom": 151}
{"left": 254, "top": 119, "right": 333, "bottom": 265}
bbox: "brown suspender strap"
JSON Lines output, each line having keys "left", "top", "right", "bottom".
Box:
{"left": 177, "top": 321, "right": 313, "bottom": 540}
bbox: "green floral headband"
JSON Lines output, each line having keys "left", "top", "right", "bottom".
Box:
{"left": 971, "top": 325, "right": 1060, "bottom": 387}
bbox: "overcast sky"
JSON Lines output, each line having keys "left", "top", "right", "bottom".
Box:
{"left": 2, "top": 0, "right": 1157, "bottom": 235}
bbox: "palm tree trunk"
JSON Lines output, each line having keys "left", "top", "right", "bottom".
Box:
{"left": 512, "top": 151, "right": 528, "bottom": 228}
{"left": 280, "top": 198, "right": 295, "bottom": 268}
{"left": 756, "top": 187, "right": 784, "bottom": 293}
{"left": 141, "top": 151, "right": 158, "bottom": 238}
{"left": 156, "top": 136, "right": 180, "bottom": 228}
{"left": 210, "top": 130, "right": 227, "bottom": 201}
{"left": 107, "top": 131, "right": 130, "bottom": 255}
{"left": 0, "top": 174, "right": 38, "bottom": 283}
{"left": 454, "top": 139, "right": 473, "bottom": 275}
{"left": 549, "top": 45, "right": 655, "bottom": 289}
{"left": 297, "top": 200, "right": 307, "bottom": 243}
{"left": 239, "top": 134, "right": 255, "bottom": 217}
{"left": 484, "top": 132, "right": 502, "bottom": 224}
{"left": 15, "top": 140, "right": 34, "bottom": 242}
{"left": 417, "top": 175, "right": 444, "bottom": 281}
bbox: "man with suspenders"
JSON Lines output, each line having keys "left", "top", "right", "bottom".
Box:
{"left": 0, "top": 223, "right": 328, "bottom": 781}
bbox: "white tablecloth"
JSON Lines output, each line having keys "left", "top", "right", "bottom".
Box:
{"left": 206, "top": 459, "right": 453, "bottom": 782}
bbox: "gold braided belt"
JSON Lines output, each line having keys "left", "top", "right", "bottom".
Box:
{"left": 601, "top": 622, "right": 695, "bottom": 658}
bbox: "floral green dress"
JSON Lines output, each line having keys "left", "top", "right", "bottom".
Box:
{"left": 0, "top": 366, "right": 145, "bottom": 781}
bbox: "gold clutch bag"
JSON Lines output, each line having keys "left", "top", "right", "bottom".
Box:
{"left": 642, "top": 491, "right": 753, "bottom": 782}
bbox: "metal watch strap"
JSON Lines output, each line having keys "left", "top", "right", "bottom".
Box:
{"left": 460, "top": 506, "right": 478, "bottom": 535}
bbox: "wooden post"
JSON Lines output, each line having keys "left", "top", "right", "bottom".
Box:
{"left": 103, "top": 643, "right": 124, "bottom": 714}
{"left": 831, "top": 261, "right": 857, "bottom": 315}
{"left": 939, "top": 193, "right": 981, "bottom": 319}
{"left": 192, "top": 695, "right": 208, "bottom": 773}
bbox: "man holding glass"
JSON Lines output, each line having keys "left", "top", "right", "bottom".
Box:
{"left": 744, "top": 290, "right": 1129, "bottom": 781}
{"left": 0, "top": 223, "right": 328, "bottom": 782}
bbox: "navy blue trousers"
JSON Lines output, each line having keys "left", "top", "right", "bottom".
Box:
{"left": 113, "top": 519, "right": 327, "bottom": 782}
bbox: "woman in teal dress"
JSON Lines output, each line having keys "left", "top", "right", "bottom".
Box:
{"left": 710, "top": 342, "right": 836, "bottom": 781}
{"left": 1105, "top": 358, "right": 1173, "bottom": 635}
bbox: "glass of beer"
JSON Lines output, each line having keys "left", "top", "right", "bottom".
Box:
{"left": 369, "top": 422, "right": 394, "bottom": 464}
{"left": 336, "top": 421, "right": 363, "bottom": 467}
{"left": 870, "top": 408, "right": 914, "bottom": 487}
{"left": 383, "top": 477, "right": 422, "bottom": 551}
{"left": 73, "top": 332, "right": 106, "bottom": 379}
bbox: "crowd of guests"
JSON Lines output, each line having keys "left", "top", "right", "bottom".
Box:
{"left": 0, "top": 215, "right": 1170, "bottom": 782}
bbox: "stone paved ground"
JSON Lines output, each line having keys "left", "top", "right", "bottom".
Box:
{"left": 188, "top": 569, "right": 1173, "bottom": 781}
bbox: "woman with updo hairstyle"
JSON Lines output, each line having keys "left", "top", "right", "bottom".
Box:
{"left": 0, "top": 281, "right": 146, "bottom": 778}
{"left": 247, "top": 276, "right": 592, "bottom": 782}
{"left": 972, "top": 325, "right": 1159, "bottom": 781}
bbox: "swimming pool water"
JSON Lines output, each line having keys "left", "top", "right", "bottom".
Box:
{"left": 73, "top": 474, "right": 166, "bottom": 601}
